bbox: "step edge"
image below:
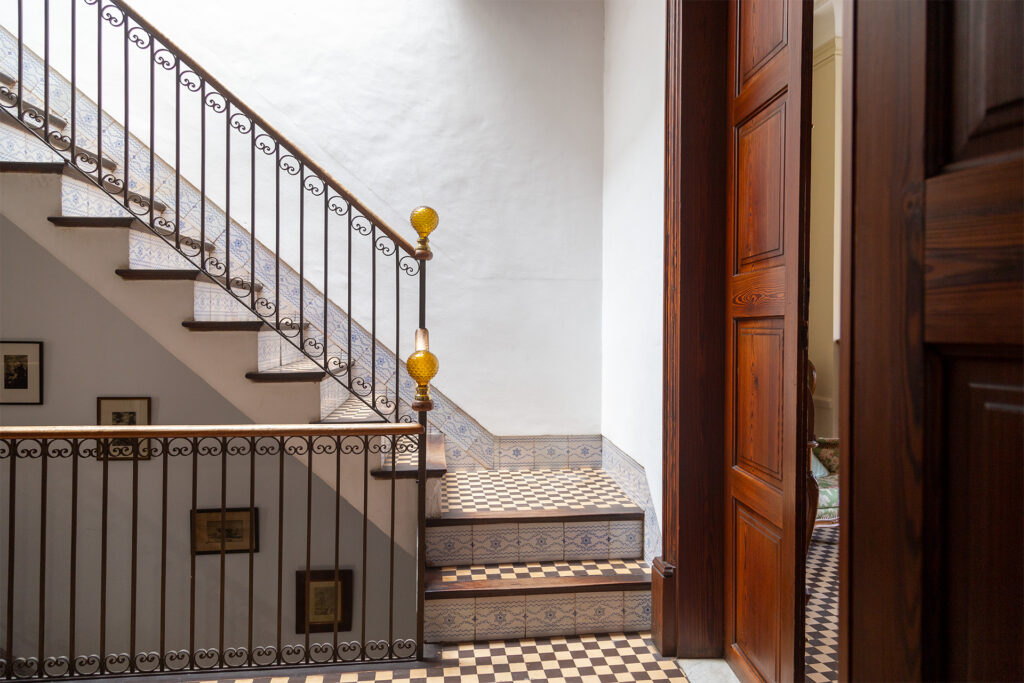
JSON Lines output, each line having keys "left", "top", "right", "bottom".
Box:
{"left": 424, "top": 574, "right": 652, "bottom": 600}
{"left": 427, "top": 507, "right": 645, "bottom": 527}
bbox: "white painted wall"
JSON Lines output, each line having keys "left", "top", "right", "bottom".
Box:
{"left": 1, "top": 0, "right": 606, "bottom": 435}
{"left": 600, "top": 1, "right": 665, "bottom": 517}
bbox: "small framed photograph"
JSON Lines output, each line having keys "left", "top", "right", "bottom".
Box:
{"left": 295, "top": 569, "right": 354, "bottom": 634}
{"left": 96, "top": 396, "right": 152, "bottom": 460}
{"left": 191, "top": 507, "right": 259, "bottom": 555}
{"left": 1, "top": 341, "right": 43, "bottom": 405}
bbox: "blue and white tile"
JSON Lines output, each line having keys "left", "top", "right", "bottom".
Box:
{"left": 443, "top": 441, "right": 482, "bottom": 471}
{"left": 474, "top": 596, "right": 525, "bottom": 641}
{"left": 424, "top": 599, "right": 475, "bottom": 643}
{"left": 466, "top": 437, "right": 496, "bottom": 470}
{"left": 564, "top": 521, "right": 609, "bottom": 560}
{"left": 574, "top": 592, "right": 624, "bottom": 635}
{"left": 623, "top": 592, "right": 652, "bottom": 632}
{"left": 534, "top": 436, "right": 568, "bottom": 469}
{"left": 426, "top": 527, "right": 474, "bottom": 567}
{"left": 498, "top": 438, "right": 535, "bottom": 470}
{"left": 518, "top": 523, "right": 564, "bottom": 563}
{"left": 568, "top": 435, "right": 603, "bottom": 468}
{"left": 525, "top": 595, "right": 575, "bottom": 637}
{"left": 603, "top": 437, "right": 662, "bottom": 563}
{"left": 472, "top": 524, "right": 518, "bottom": 564}
{"left": 609, "top": 520, "right": 644, "bottom": 559}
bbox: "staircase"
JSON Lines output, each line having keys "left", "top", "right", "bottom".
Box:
{"left": 0, "top": 0, "right": 652, "bottom": 659}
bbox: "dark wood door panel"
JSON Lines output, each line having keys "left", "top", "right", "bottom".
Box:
{"left": 734, "top": 318, "right": 785, "bottom": 484}
{"left": 925, "top": 157, "right": 1023, "bottom": 345}
{"left": 735, "top": 98, "right": 788, "bottom": 275}
{"left": 732, "top": 502, "right": 783, "bottom": 683}
{"left": 735, "top": 0, "right": 789, "bottom": 98}
{"left": 940, "top": 354, "right": 1023, "bottom": 681}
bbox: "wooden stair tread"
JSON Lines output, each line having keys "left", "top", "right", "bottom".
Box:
{"left": 246, "top": 358, "right": 326, "bottom": 383}
{"left": 0, "top": 161, "right": 65, "bottom": 174}
{"left": 425, "top": 559, "right": 651, "bottom": 599}
{"left": 182, "top": 319, "right": 310, "bottom": 332}
{"left": 371, "top": 432, "right": 446, "bottom": 480}
{"left": 318, "top": 394, "right": 388, "bottom": 424}
{"left": 49, "top": 216, "right": 214, "bottom": 252}
{"left": 115, "top": 268, "right": 264, "bottom": 293}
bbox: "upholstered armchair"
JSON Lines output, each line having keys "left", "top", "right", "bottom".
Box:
{"left": 811, "top": 438, "right": 839, "bottom": 525}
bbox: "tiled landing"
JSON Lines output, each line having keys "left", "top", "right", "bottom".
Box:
{"left": 190, "top": 632, "right": 686, "bottom": 682}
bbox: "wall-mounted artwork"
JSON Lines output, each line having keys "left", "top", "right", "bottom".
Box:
{"left": 0, "top": 341, "right": 43, "bottom": 405}
{"left": 96, "top": 396, "right": 151, "bottom": 459}
{"left": 295, "top": 569, "right": 354, "bottom": 634}
{"left": 191, "top": 507, "right": 259, "bottom": 555}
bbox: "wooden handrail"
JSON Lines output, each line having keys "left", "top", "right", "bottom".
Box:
{"left": 114, "top": 0, "right": 420, "bottom": 258}
{"left": 0, "top": 422, "right": 423, "bottom": 440}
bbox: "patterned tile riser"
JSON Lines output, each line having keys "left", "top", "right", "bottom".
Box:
{"left": 424, "top": 591, "right": 651, "bottom": 642}
{"left": 426, "top": 521, "right": 643, "bottom": 566}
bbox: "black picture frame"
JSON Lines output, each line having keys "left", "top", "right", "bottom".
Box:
{"left": 295, "top": 569, "right": 354, "bottom": 634}
{"left": 0, "top": 341, "right": 43, "bottom": 405}
{"left": 191, "top": 507, "right": 260, "bottom": 555}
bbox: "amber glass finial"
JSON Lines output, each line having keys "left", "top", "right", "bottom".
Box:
{"left": 410, "top": 206, "right": 438, "bottom": 260}
{"left": 407, "top": 328, "right": 438, "bottom": 412}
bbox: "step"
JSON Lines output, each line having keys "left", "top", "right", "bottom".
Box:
{"left": 0, "top": 160, "right": 65, "bottom": 174}
{"left": 101, "top": 178, "right": 168, "bottom": 214}
{"left": 426, "top": 468, "right": 644, "bottom": 566}
{"left": 49, "top": 216, "right": 213, "bottom": 252}
{"left": 182, "top": 318, "right": 310, "bottom": 332}
{"left": 424, "top": 558, "right": 651, "bottom": 642}
{"left": 115, "top": 267, "right": 264, "bottom": 293}
{"left": 245, "top": 358, "right": 326, "bottom": 383}
{"left": 0, "top": 92, "right": 68, "bottom": 131}
{"left": 319, "top": 393, "right": 387, "bottom": 424}
{"left": 371, "top": 431, "right": 447, "bottom": 480}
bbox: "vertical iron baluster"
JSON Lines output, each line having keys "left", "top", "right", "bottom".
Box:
{"left": 395, "top": 253, "right": 400, "bottom": 422}
{"left": 148, "top": 33, "right": 154, "bottom": 226}
{"left": 68, "top": 440, "right": 79, "bottom": 675}
{"left": 122, "top": 12, "right": 128, "bottom": 212}
{"left": 37, "top": 441, "right": 48, "bottom": 672}
{"left": 225, "top": 104, "right": 231, "bottom": 291}
{"left": 249, "top": 126, "right": 255, "bottom": 309}
{"left": 129, "top": 437, "right": 139, "bottom": 671}
{"left": 159, "top": 437, "right": 168, "bottom": 670}
{"left": 347, "top": 209, "right": 353, "bottom": 391}
{"left": 299, "top": 163, "right": 305, "bottom": 351}
{"left": 247, "top": 437, "right": 256, "bottom": 666}
{"left": 174, "top": 58, "right": 180, "bottom": 250}
{"left": 16, "top": 0, "right": 22, "bottom": 122}
{"left": 218, "top": 437, "right": 227, "bottom": 666}
{"left": 360, "top": 435, "right": 368, "bottom": 659}
{"left": 99, "top": 441, "right": 109, "bottom": 673}
{"left": 96, "top": 0, "right": 102, "bottom": 186}
{"left": 388, "top": 433, "right": 396, "bottom": 654}
{"left": 371, "top": 225, "right": 377, "bottom": 411}
{"left": 275, "top": 147, "right": 280, "bottom": 332}
{"left": 303, "top": 435, "right": 312, "bottom": 660}
{"left": 415, "top": 264, "right": 428, "bottom": 659}
{"left": 275, "top": 438, "right": 284, "bottom": 664}
{"left": 332, "top": 435, "right": 341, "bottom": 661}
{"left": 43, "top": 0, "right": 49, "bottom": 144}
{"left": 323, "top": 189, "right": 329, "bottom": 373}
{"left": 4, "top": 441, "right": 15, "bottom": 673}
{"left": 70, "top": 0, "right": 76, "bottom": 170}
{"left": 200, "top": 81, "right": 206, "bottom": 271}
{"left": 188, "top": 437, "right": 197, "bottom": 667}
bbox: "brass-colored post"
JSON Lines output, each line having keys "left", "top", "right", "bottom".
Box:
{"left": 406, "top": 328, "right": 438, "bottom": 412}
{"left": 410, "top": 206, "right": 438, "bottom": 260}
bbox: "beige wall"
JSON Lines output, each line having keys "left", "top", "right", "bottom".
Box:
{"left": 808, "top": 37, "right": 842, "bottom": 438}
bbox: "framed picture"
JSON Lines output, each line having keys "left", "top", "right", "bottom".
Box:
{"left": 191, "top": 507, "right": 259, "bottom": 555}
{"left": 96, "top": 396, "right": 152, "bottom": 460}
{"left": 295, "top": 569, "right": 354, "bottom": 634}
{"left": 1, "top": 341, "right": 43, "bottom": 405}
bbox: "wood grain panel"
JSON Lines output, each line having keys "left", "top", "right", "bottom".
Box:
{"left": 729, "top": 268, "right": 786, "bottom": 317}
{"left": 734, "top": 318, "right": 784, "bottom": 483}
{"left": 925, "top": 158, "right": 1023, "bottom": 344}
{"left": 736, "top": 0, "right": 788, "bottom": 93}
{"left": 735, "top": 98, "right": 787, "bottom": 273}
{"left": 732, "top": 503, "right": 782, "bottom": 683}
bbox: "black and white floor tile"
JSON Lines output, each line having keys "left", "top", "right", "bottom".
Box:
{"left": 441, "top": 468, "right": 638, "bottom": 515}
{"left": 191, "top": 632, "right": 686, "bottom": 682}
{"left": 437, "top": 558, "right": 650, "bottom": 582}
{"left": 805, "top": 526, "right": 839, "bottom": 683}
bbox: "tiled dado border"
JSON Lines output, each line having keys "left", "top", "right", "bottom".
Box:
{"left": 424, "top": 591, "right": 651, "bottom": 643}
{"left": 602, "top": 438, "right": 661, "bottom": 564}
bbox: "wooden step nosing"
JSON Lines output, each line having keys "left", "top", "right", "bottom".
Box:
{"left": 115, "top": 268, "right": 264, "bottom": 293}
{"left": 427, "top": 507, "right": 645, "bottom": 527}
{"left": 245, "top": 370, "right": 327, "bottom": 383}
{"left": 424, "top": 574, "right": 652, "bottom": 600}
{"left": 370, "top": 467, "right": 447, "bottom": 480}
{"left": 0, "top": 161, "right": 65, "bottom": 174}
{"left": 49, "top": 216, "right": 215, "bottom": 252}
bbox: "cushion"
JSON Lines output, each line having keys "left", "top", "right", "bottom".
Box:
{"left": 813, "top": 438, "right": 840, "bottom": 473}
{"left": 810, "top": 453, "right": 829, "bottom": 478}
{"left": 816, "top": 473, "right": 839, "bottom": 510}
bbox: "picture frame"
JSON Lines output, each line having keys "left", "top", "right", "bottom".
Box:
{"left": 191, "top": 507, "right": 260, "bottom": 555}
{"left": 295, "top": 569, "right": 354, "bottom": 634}
{"left": 96, "top": 396, "right": 152, "bottom": 460}
{"left": 0, "top": 341, "right": 43, "bottom": 405}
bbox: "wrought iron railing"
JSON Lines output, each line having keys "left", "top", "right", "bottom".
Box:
{"left": 0, "top": 0, "right": 438, "bottom": 422}
{"left": 0, "top": 423, "right": 423, "bottom": 679}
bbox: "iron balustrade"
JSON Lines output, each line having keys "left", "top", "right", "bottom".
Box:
{"left": 0, "top": 0, "right": 435, "bottom": 423}
{"left": 0, "top": 423, "right": 425, "bottom": 679}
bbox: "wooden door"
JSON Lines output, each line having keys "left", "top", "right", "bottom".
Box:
{"left": 843, "top": 0, "right": 1023, "bottom": 679}
{"left": 724, "top": 1, "right": 812, "bottom": 681}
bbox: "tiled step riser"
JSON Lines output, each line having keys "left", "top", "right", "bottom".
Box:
{"left": 427, "top": 520, "right": 643, "bottom": 566}
{"left": 425, "top": 590, "right": 651, "bottom": 643}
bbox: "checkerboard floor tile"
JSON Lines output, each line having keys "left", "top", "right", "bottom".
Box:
{"left": 805, "top": 526, "right": 838, "bottom": 683}
{"left": 441, "top": 468, "right": 638, "bottom": 515}
{"left": 195, "top": 632, "right": 685, "bottom": 682}
{"left": 438, "top": 559, "right": 650, "bottom": 583}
